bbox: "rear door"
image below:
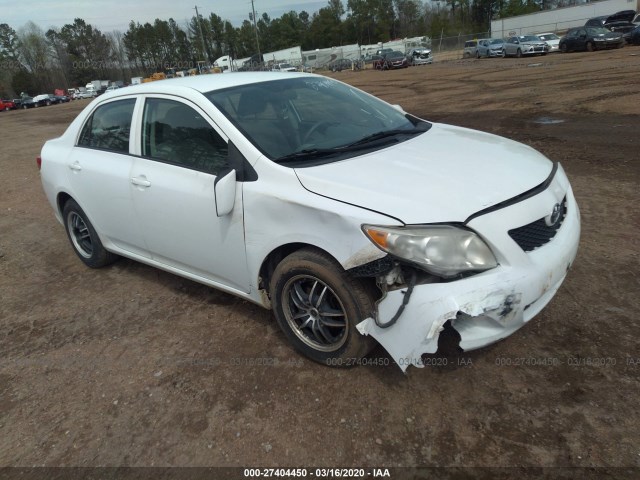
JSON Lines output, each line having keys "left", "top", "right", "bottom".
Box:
{"left": 129, "top": 95, "right": 250, "bottom": 292}
{"left": 66, "top": 97, "right": 148, "bottom": 256}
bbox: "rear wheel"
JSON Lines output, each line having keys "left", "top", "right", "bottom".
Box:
{"left": 501, "top": 49, "right": 506, "bottom": 58}
{"left": 62, "top": 199, "right": 118, "bottom": 268}
{"left": 475, "top": 50, "right": 480, "bottom": 59}
{"left": 270, "top": 248, "right": 376, "bottom": 366}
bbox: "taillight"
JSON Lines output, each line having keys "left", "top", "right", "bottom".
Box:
{"left": 36, "top": 156, "right": 42, "bottom": 170}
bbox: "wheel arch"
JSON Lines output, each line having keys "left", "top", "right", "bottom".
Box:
{"left": 56, "top": 191, "right": 74, "bottom": 217}
{"left": 258, "top": 243, "right": 334, "bottom": 300}
{"left": 257, "top": 243, "right": 378, "bottom": 308}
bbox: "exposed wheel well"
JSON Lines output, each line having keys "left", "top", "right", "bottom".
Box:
{"left": 57, "top": 192, "right": 73, "bottom": 216}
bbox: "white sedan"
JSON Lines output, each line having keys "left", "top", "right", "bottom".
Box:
{"left": 536, "top": 32, "right": 561, "bottom": 53}
{"left": 39, "top": 73, "right": 580, "bottom": 370}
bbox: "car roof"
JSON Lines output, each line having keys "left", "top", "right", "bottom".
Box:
{"left": 108, "top": 72, "right": 315, "bottom": 96}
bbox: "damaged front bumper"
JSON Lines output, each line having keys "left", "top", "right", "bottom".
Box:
{"left": 357, "top": 167, "right": 580, "bottom": 371}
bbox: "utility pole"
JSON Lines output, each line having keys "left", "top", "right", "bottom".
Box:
{"left": 194, "top": 5, "right": 208, "bottom": 67}
{"left": 250, "top": 0, "right": 261, "bottom": 61}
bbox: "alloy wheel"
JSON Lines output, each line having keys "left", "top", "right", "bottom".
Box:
{"left": 281, "top": 274, "right": 348, "bottom": 352}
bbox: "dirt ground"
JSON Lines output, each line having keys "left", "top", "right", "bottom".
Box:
{"left": 1, "top": 47, "right": 639, "bottom": 475}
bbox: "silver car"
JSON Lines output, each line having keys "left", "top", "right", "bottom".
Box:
{"left": 477, "top": 38, "right": 506, "bottom": 58}
{"left": 407, "top": 48, "right": 433, "bottom": 65}
{"left": 503, "top": 35, "right": 549, "bottom": 57}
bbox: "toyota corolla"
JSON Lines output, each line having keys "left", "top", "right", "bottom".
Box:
{"left": 39, "top": 73, "right": 580, "bottom": 370}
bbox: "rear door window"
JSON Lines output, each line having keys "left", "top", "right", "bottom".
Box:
{"left": 78, "top": 99, "right": 136, "bottom": 154}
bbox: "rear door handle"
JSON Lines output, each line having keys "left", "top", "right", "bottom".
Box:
{"left": 69, "top": 162, "right": 82, "bottom": 171}
{"left": 131, "top": 177, "right": 151, "bottom": 187}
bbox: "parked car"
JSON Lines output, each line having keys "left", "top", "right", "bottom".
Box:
{"left": 20, "top": 97, "right": 43, "bottom": 109}
{"left": 559, "top": 27, "right": 624, "bottom": 52}
{"left": 79, "top": 90, "right": 97, "bottom": 99}
{"left": 476, "top": 38, "right": 506, "bottom": 57}
{"left": 626, "top": 25, "right": 640, "bottom": 45}
{"left": 271, "top": 62, "right": 297, "bottom": 72}
{"left": 38, "top": 73, "right": 580, "bottom": 369}
{"left": 32, "top": 94, "right": 55, "bottom": 106}
{"left": 105, "top": 85, "right": 120, "bottom": 92}
{"left": 0, "top": 99, "right": 17, "bottom": 111}
{"left": 54, "top": 95, "right": 70, "bottom": 103}
{"left": 373, "top": 51, "right": 408, "bottom": 69}
{"left": 407, "top": 48, "right": 433, "bottom": 65}
{"left": 329, "top": 58, "right": 353, "bottom": 72}
{"left": 463, "top": 40, "right": 479, "bottom": 58}
{"left": 503, "top": 36, "right": 549, "bottom": 57}
{"left": 535, "top": 32, "right": 561, "bottom": 52}
{"left": 585, "top": 10, "right": 636, "bottom": 35}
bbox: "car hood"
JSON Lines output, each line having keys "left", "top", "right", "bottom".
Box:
{"left": 521, "top": 40, "right": 547, "bottom": 46}
{"left": 595, "top": 31, "right": 624, "bottom": 38}
{"left": 294, "top": 123, "right": 553, "bottom": 224}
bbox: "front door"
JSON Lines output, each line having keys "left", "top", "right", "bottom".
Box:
{"left": 130, "top": 96, "right": 250, "bottom": 292}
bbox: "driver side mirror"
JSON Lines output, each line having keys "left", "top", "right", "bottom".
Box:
{"left": 392, "top": 104, "right": 405, "bottom": 113}
{"left": 214, "top": 168, "right": 237, "bottom": 217}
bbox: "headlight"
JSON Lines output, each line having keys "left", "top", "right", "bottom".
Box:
{"left": 362, "top": 225, "right": 498, "bottom": 277}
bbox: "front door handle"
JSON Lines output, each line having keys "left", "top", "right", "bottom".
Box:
{"left": 69, "top": 162, "right": 82, "bottom": 171}
{"left": 131, "top": 177, "right": 151, "bottom": 187}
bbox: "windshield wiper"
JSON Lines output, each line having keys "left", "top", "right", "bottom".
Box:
{"left": 346, "top": 128, "right": 423, "bottom": 147}
{"left": 276, "top": 148, "right": 344, "bottom": 164}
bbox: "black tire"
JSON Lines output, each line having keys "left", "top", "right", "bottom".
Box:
{"left": 501, "top": 49, "right": 506, "bottom": 58}
{"left": 62, "top": 199, "right": 118, "bottom": 268}
{"left": 270, "top": 248, "right": 377, "bottom": 366}
{"left": 46, "top": 100, "right": 51, "bottom": 106}
{"left": 476, "top": 50, "right": 480, "bottom": 59}
{"left": 586, "top": 41, "right": 594, "bottom": 52}
{"left": 516, "top": 48, "right": 522, "bottom": 58}
{"left": 560, "top": 43, "right": 568, "bottom": 53}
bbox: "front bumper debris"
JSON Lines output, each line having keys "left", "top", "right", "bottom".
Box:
{"left": 357, "top": 165, "right": 580, "bottom": 371}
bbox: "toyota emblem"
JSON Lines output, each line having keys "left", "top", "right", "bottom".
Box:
{"left": 545, "top": 203, "right": 562, "bottom": 227}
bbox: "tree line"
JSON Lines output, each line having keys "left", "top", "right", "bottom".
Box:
{"left": 0, "top": 0, "right": 559, "bottom": 97}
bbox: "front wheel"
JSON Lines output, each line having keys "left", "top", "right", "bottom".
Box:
{"left": 560, "top": 43, "right": 568, "bottom": 53}
{"left": 62, "top": 199, "right": 118, "bottom": 268}
{"left": 270, "top": 248, "right": 377, "bottom": 366}
{"left": 586, "top": 41, "right": 594, "bottom": 52}
{"left": 516, "top": 48, "right": 522, "bottom": 58}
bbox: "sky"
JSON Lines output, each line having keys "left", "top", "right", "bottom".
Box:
{"left": 0, "top": 0, "right": 328, "bottom": 33}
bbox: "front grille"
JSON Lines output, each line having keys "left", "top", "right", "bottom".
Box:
{"left": 508, "top": 198, "right": 567, "bottom": 252}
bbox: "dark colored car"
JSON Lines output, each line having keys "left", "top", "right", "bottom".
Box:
{"left": 20, "top": 97, "right": 38, "bottom": 109}
{"left": 329, "top": 58, "right": 353, "bottom": 72}
{"left": 373, "top": 51, "right": 408, "bottom": 70}
{"left": 0, "top": 99, "right": 17, "bottom": 111}
{"left": 559, "top": 27, "right": 624, "bottom": 52}
{"left": 585, "top": 10, "right": 636, "bottom": 35}
{"left": 624, "top": 25, "right": 640, "bottom": 45}
{"left": 53, "top": 95, "right": 70, "bottom": 103}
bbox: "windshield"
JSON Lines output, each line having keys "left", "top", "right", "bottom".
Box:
{"left": 519, "top": 36, "right": 541, "bottom": 42}
{"left": 537, "top": 33, "right": 559, "bottom": 40}
{"left": 489, "top": 39, "right": 503, "bottom": 45}
{"left": 206, "top": 77, "right": 429, "bottom": 163}
{"left": 587, "top": 27, "right": 612, "bottom": 35}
